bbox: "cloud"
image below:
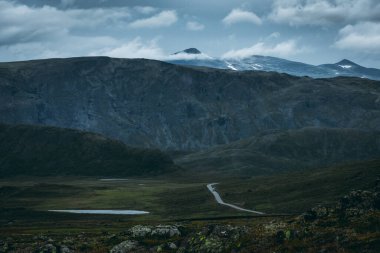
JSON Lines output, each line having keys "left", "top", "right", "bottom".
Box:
{"left": 0, "top": 0, "right": 131, "bottom": 46}
{"left": 2, "top": 35, "right": 119, "bottom": 60}
{"left": 91, "top": 38, "right": 166, "bottom": 59}
{"left": 268, "top": 32, "right": 280, "bottom": 39}
{"left": 334, "top": 22, "right": 380, "bottom": 52}
{"left": 186, "top": 21, "right": 205, "bottom": 31}
{"left": 61, "top": 0, "right": 75, "bottom": 7}
{"left": 129, "top": 10, "right": 177, "bottom": 28}
{"left": 0, "top": 1, "right": 167, "bottom": 61}
{"left": 269, "top": 0, "right": 380, "bottom": 26}
{"left": 222, "top": 40, "right": 305, "bottom": 59}
{"left": 222, "top": 8, "right": 262, "bottom": 26}
{"left": 134, "top": 6, "right": 157, "bottom": 15}
{"left": 165, "top": 52, "right": 212, "bottom": 61}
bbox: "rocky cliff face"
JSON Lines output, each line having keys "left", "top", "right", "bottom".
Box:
{"left": 1, "top": 57, "right": 380, "bottom": 150}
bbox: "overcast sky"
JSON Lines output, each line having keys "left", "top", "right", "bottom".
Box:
{"left": 1, "top": 0, "right": 380, "bottom": 67}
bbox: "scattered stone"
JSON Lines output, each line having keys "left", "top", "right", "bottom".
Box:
{"left": 110, "top": 240, "right": 138, "bottom": 253}
{"left": 129, "top": 225, "right": 152, "bottom": 238}
{"left": 129, "top": 225, "right": 181, "bottom": 238}
{"left": 60, "top": 245, "right": 71, "bottom": 253}
{"left": 151, "top": 225, "right": 181, "bottom": 238}
{"left": 39, "top": 243, "right": 57, "bottom": 253}
{"left": 168, "top": 242, "right": 177, "bottom": 250}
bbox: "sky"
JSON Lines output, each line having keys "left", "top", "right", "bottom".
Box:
{"left": 1, "top": 0, "right": 380, "bottom": 68}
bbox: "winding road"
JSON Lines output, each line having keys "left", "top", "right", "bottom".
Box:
{"left": 207, "top": 183, "right": 265, "bottom": 215}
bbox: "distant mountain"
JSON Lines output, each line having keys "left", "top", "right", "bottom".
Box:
{"left": 0, "top": 124, "right": 175, "bottom": 177}
{"left": 176, "top": 128, "right": 380, "bottom": 176}
{"left": 319, "top": 59, "right": 380, "bottom": 80}
{"left": 167, "top": 47, "right": 227, "bottom": 69}
{"left": 167, "top": 48, "right": 380, "bottom": 80}
{"left": 1, "top": 57, "right": 380, "bottom": 150}
{"left": 174, "top": 48, "right": 202, "bottom": 55}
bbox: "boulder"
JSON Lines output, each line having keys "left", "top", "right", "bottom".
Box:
{"left": 110, "top": 240, "right": 138, "bottom": 253}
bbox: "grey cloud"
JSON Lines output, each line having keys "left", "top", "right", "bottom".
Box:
{"left": 269, "top": 0, "right": 380, "bottom": 26}
{"left": 223, "top": 9, "right": 262, "bottom": 26}
{"left": 0, "top": 1, "right": 131, "bottom": 46}
{"left": 335, "top": 22, "right": 380, "bottom": 52}
{"left": 128, "top": 10, "right": 178, "bottom": 29}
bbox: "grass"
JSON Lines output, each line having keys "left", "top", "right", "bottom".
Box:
{"left": 1, "top": 159, "right": 378, "bottom": 236}
{"left": 0, "top": 177, "right": 238, "bottom": 224}
{"left": 217, "top": 159, "right": 380, "bottom": 214}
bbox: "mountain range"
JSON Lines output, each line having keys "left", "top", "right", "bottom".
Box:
{"left": 168, "top": 48, "right": 380, "bottom": 80}
{"left": 1, "top": 56, "right": 380, "bottom": 152}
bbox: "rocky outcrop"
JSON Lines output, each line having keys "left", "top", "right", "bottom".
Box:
{"left": 301, "top": 187, "right": 380, "bottom": 222}
{"left": 128, "top": 225, "right": 181, "bottom": 238}
{"left": 110, "top": 240, "right": 138, "bottom": 253}
{"left": 1, "top": 57, "right": 380, "bottom": 150}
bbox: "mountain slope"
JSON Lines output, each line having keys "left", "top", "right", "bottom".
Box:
{"left": 320, "top": 59, "right": 380, "bottom": 80}
{"left": 1, "top": 57, "right": 380, "bottom": 150}
{"left": 176, "top": 128, "right": 380, "bottom": 176}
{"left": 167, "top": 48, "right": 380, "bottom": 80}
{"left": 0, "top": 124, "right": 175, "bottom": 177}
{"left": 225, "top": 55, "right": 335, "bottom": 77}
{"left": 217, "top": 159, "right": 380, "bottom": 213}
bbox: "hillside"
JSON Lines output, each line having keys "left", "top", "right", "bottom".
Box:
{"left": 176, "top": 128, "right": 380, "bottom": 176}
{"left": 217, "top": 159, "right": 380, "bottom": 213}
{"left": 0, "top": 124, "right": 175, "bottom": 177}
{"left": 1, "top": 57, "right": 380, "bottom": 150}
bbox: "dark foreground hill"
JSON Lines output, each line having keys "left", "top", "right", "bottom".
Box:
{"left": 176, "top": 128, "right": 380, "bottom": 176}
{"left": 1, "top": 57, "right": 380, "bottom": 150}
{"left": 0, "top": 124, "right": 175, "bottom": 177}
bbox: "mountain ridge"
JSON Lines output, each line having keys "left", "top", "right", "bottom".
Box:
{"left": 1, "top": 56, "right": 380, "bottom": 150}
{"left": 168, "top": 48, "right": 380, "bottom": 80}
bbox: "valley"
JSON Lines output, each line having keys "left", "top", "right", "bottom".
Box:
{"left": 0, "top": 57, "right": 379, "bottom": 252}
{"left": 1, "top": 159, "right": 379, "bottom": 252}
{"left": 2, "top": 0, "right": 380, "bottom": 251}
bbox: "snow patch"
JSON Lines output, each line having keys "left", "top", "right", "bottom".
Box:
{"left": 250, "top": 63, "right": 262, "bottom": 70}
{"left": 225, "top": 61, "right": 238, "bottom": 71}
{"left": 166, "top": 52, "right": 213, "bottom": 61}
{"left": 339, "top": 65, "right": 352, "bottom": 69}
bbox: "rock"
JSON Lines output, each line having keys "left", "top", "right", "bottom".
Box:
{"left": 185, "top": 225, "right": 247, "bottom": 253}
{"left": 110, "top": 240, "right": 138, "bottom": 253}
{"left": 156, "top": 245, "right": 163, "bottom": 252}
{"left": 39, "top": 243, "right": 57, "bottom": 253}
{"left": 336, "top": 190, "right": 380, "bottom": 217}
{"left": 129, "top": 225, "right": 152, "bottom": 238}
{"left": 168, "top": 242, "right": 177, "bottom": 250}
{"left": 151, "top": 225, "right": 181, "bottom": 238}
{"left": 60, "top": 245, "right": 71, "bottom": 253}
